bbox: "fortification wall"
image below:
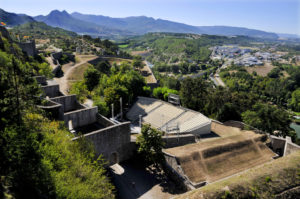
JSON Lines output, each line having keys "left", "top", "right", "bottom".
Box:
{"left": 51, "top": 95, "right": 84, "bottom": 113}
{"left": 37, "top": 100, "right": 63, "bottom": 120}
{"left": 34, "top": 76, "right": 47, "bottom": 85}
{"left": 73, "top": 122, "right": 132, "bottom": 166}
{"left": 17, "top": 40, "right": 36, "bottom": 57}
{"left": 41, "top": 84, "right": 61, "bottom": 98}
{"left": 164, "top": 152, "right": 195, "bottom": 190}
{"left": 64, "top": 107, "right": 98, "bottom": 129}
{"left": 0, "top": 26, "right": 11, "bottom": 41}
{"left": 51, "top": 52, "right": 62, "bottom": 60}
{"left": 96, "top": 114, "right": 114, "bottom": 127}
{"left": 163, "top": 134, "right": 195, "bottom": 148}
{"left": 285, "top": 142, "right": 300, "bottom": 156}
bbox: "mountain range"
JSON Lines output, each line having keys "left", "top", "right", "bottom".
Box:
{"left": 0, "top": 8, "right": 35, "bottom": 26}
{"left": 0, "top": 8, "right": 289, "bottom": 39}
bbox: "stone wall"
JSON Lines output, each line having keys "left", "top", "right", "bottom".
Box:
{"left": 96, "top": 114, "right": 114, "bottom": 127}
{"left": 41, "top": 84, "right": 61, "bottom": 98}
{"left": 269, "top": 135, "right": 300, "bottom": 156}
{"left": 73, "top": 122, "right": 132, "bottom": 166}
{"left": 51, "top": 52, "right": 63, "bottom": 60}
{"left": 64, "top": 107, "right": 98, "bottom": 129}
{"left": 162, "top": 134, "right": 195, "bottom": 148}
{"left": 17, "top": 40, "right": 37, "bottom": 57}
{"left": 163, "top": 151, "right": 198, "bottom": 190}
{"left": 51, "top": 95, "right": 84, "bottom": 113}
{"left": 34, "top": 76, "right": 47, "bottom": 85}
{"left": 285, "top": 142, "right": 300, "bottom": 156}
{"left": 37, "top": 100, "right": 63, "bottom": 120}
{"left": 0, "top": 26, "right": 11, "bottom": 41}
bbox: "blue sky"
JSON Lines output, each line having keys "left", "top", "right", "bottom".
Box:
{"left": 1, "top": 0, "right": 299, "bottom": 35}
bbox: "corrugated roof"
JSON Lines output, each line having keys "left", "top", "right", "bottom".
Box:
{"left": 127, "top": 97, "right": 211, "bottom": 133}
{"left": 180, "top": 114, "right": 211, "bottom": 133}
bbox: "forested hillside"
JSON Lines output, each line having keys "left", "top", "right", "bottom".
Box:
{"left": 10, "top": 21, "right": 77, "bottom": 39}
{"left": 0, "top": 30, "right": 114, "bottom": 199}
{"left": 0, "top": 8, "right": 34, "bottom": 26}
{"left": 125, "top": 33, "right": 259, "bottom": 63}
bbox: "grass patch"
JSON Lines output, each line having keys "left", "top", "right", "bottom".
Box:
{"left": 68, "top": 63, "right": 92, "bottom": 81}
{"left": 118, "top": 44, "right": 129, "bottom": 48}
{"left": 245, "top": 63, "right": 274, "bottom": 77}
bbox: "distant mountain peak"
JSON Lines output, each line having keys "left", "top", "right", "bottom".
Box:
{"left": 0, "top": 8, "right": 35, "bottom": 26}
{"left": 0, "top": 8, "right": 282, "bottom": 39}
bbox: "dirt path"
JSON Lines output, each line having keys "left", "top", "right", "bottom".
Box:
{"left": 53, "top": 55, "right": 98, "bottom": 95}
{"left": 46, "top": 57, "right": 57, "bottom": 70}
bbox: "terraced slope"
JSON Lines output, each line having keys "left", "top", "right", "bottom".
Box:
{"left": 165, "top": 132, "right": 276, "bottom": 184}
{"left": 175, "top": 150, "right": 300, "bottom": 199}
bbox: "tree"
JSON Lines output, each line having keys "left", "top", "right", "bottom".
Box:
{"left": 180, "top": 77, "right": 208, "bottom": 111}
{"left": 95, "top": 60, "right": 110, "bottom": 75}
{"left": 93, "top": 96, "right": 110, "bottom": 117}
{"left": 84, "top": 66, "right": 100, "bottom": 92}
{"left": 136, "top": 124, "right": 165, "bottom": 167}
{"left": 132, "top": 55, "right": 144, "bottom": 69}
{"left": 268, "top": 67, "right": 281, "bottom": 78}
{"left": 103, "top": 85, "right": 128, "bottom": 115}
{"left": 152, "top": 87, "right": 178, "bottom": 101}
{"left": 242, "top": 103, "right": 291, "bottom": 135}
{"left": 289, "top": 89, "right": 300, "bottom": 112}
{"left": 69, "top": 81, "right": 88, "bottom": 103}
{"left": 0, "top": 34, "right": 115, "bottom": 198}
{"left": 216, "top": 103, "right": 241, "bottom": 122}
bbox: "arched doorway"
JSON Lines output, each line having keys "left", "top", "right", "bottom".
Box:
{"left": 110, "top": 152, "right": 119, "bottom": 165}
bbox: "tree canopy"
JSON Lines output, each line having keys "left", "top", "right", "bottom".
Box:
{"left": 136, "top": 124, "right": 165, "bottom": 167}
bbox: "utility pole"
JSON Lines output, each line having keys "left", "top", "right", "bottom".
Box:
{"left": 120, "top": 97, "right": 123, "bottom": 120}
{"left": 139, "top": 115, "right": 142, "bottom": 131}
{"left": 111, "top": 103, "right": 114, "bottom": 119}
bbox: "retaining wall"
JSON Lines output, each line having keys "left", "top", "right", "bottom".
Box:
{"left": 34, "top": 76, "right": 47, "bottom": 85}
{"left": 73, "top": 122, "right": 132, "bottom": 166}
{"left": 41, "top": 84, "right": 61, "bottom": 98}
{"left": 269, "top": 135, "right": 300, "bottom": 156}
{"left": 64, "top": 107, "right": 98, "bottom": 129}
{"left": 37, "top": 100, "right": 63, "bottom": 119}
{"left": 17, "top": 40, "right": 36, "bottom": 57}
{"left": 51, "top": 95, "right": 84, "bottom": 113}
{"left": 96, "top": 114, "right": 114, "bottom": 127}
{"left": 162, "top": 134, "right": 195, "bottom": 148}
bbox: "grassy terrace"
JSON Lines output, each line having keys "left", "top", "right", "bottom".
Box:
{"left": 175, "top": 150, "right": 300, "bottom": 199}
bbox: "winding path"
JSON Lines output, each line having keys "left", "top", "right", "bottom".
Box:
{"left": 52, "top": 55, "right": 98, "bottom": 95}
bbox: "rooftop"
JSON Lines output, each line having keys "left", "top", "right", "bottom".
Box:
{"left": 126, "top": 97, "right": 211, "bottom": 134}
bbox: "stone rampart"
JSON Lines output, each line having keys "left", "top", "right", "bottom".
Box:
{"left": 64, "top": 107, "right": 98, "bottom": 129}
{"left": 73, "top": 122, "right": 132, "bottom": 166}
{"left": 34, "top": 76, "right": 47, "bottom": 85}
{"left": 96, "top": 114, "right": 115, "bottom": 127}
{"left": 17, "top": 40, "right": 37, "bottom": 57}
{"left": 51, "top": 95, "right": 84, "bottom": 113}
{"left": 41, "top": 84, "right": 61, "bottom": 98}
{"left": 162, "top": 134, "right": 195, "bottom": 148}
